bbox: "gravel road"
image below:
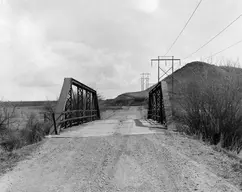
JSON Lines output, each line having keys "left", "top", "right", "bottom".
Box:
{"left": 0, "top": 106, "right": 240, "bottom": 192}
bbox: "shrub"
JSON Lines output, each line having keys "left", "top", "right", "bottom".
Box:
{"left": 0, "top": 102, "right": 16, "bottom": 134}
{"left": 0, "top": 130, "right": 23, "bottom": 151}
{"left": 20, "top": 113, "right": 45, "bottom": 145}
{"left": 43, "top": 101, "right": 55, "bottom": 123}
{"left": 178, "top": 75, "right": 242, "bottom": 153}
{"left": 1, "top": 112, "right": 48, "bottom": 152}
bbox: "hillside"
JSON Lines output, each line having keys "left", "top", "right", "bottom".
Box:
{"left": 105, "top": 61, "right": 242, "bottom": 106}
{"left": 164, "top": 61, "right": 242, "bottom": 92}
{"left": 162, "top": 61, "right": 242, "bottom": 128}
{"left": 104, "top": 84, "right": 156, "bottom": 106}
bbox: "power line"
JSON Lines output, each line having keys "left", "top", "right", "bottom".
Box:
{"left": 184, "top": 14, "right": 242, "bottom": 60}
{"left": 204, "top": 39, "right": 242, "bottom": 60}
{"left": 164, "top": 0, "right": 203, "bottom": 56}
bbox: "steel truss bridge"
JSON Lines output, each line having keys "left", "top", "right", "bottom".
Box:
{"left": 49, "top": 78, "right": 166, "bottom": 135}
{"left": 147, "top": 81, "right": 166, "bottom": 125}
{"left": 49, "top": 78, "right": 100, "bottom": 135}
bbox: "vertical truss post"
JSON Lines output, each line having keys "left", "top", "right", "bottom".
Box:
{"left": 81, "top": 89, "right": 84, "bottom": 124}
{"left": 152, "top": 93, "right": 155, "bottom": 120}
{"left": 155, "top": 90, "right": 158, "bottom": 121}
{"left": 160, "top": 83, "right": 166, "bottom": 124}
{"left": 95, "top": 92, "right": 100, "bottom": 119}
{"left": 157, "top": 88, "right": 160, "bottom": 123}
{"left": 83, "top": 90, "right": 86, "bottom": 122}
{"left": 65, "top": 86, "right": 72, "bottom": 128}
{"left": 86, "top": 91, "right": 91, "bottom": 122}
{"left": 90, "top": 93, "right": 93, "bottom": 121}
{"left": 77, "top": 87, "right": 80, "bottom": 125}
{"left": 147, "top": 92, "right": 151, "bottom": 119}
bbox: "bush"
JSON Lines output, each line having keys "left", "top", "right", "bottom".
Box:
{"left": 0, "top": 113, "right": 49, "bottom": 152}
{"left": 0, "top": 102, "right": 16, "bottom": 134}
{"left": 20, "top": 113, "right": 45, "bottom": 145}
{"left": 178, "top": 75, "right": 242, "bottom": 154}
{"left": 0, "top": 130, "right": 23, "bottom": 151}
{"left": 43, "top": 101, "right": 55, "bottom": 124}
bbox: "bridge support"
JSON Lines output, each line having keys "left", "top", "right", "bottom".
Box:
{"left": 49, "top": 78, "right": 100, "bottom": 135}
{"left": 147, "top": 81, "right": 166, "bottom": 125}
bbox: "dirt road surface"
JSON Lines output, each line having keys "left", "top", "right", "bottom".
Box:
{"left": 0, "top": 107, "right": 241, "bottom": 192}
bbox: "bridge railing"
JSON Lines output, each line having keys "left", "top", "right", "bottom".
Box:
{"left": 147, "top": 81, "right": 166, "bottom": 124}
{"left": 49, "top": 78, "right": 100, "bottom": 135}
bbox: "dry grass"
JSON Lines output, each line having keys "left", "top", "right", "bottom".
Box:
{"left": 0, "top": 141, "right": 43, "bottom": 176}
{"left": 0, "top": 114, "right": 50, "bottom": 152}
{"left": 0, "top": 101, "right": 55, "bottom": 176}
{"left": 177, "top": 77, "right": 242, "bottom": 153}
{"left": 0, "top": 101, "right": 54, "bottom": 152}
{"left": 0, "top": 102, "right": 52, "bottom": 175}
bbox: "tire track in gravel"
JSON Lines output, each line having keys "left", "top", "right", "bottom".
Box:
{"left": 125, "top": 134, "right": 179, "bottom": 192}
{"left": 82, "top": 119, "right": 130, "bottom": 192}
{"left": 144, "top": 132, "right": 240, "bottom": 192}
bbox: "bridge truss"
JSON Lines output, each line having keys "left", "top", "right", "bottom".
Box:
{"left": 49, "top": 78, "right": 100, "bottom": 135}
{"left": 147, "top": 81, "right": 166, "bottom": 124}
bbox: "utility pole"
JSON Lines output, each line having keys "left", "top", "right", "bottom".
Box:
{"left": 141, "top": 73, "right": 144, "bottom": 91}
{"left": 145, "top": 73, "right": 150, "bottom": 89}
{"left": 151, "top": 56, "right": 181, "bottom": 94}
{"left": 158, "top": 56, "right": 160, "bottom": 83}
{"left": 172, "top": 56, "right": 174, "bottom": 94}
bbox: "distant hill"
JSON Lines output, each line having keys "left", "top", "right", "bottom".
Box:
{"left": 104, "top": 84, "right": 156, "bottom": 106}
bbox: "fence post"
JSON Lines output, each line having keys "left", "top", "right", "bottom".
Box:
{"left": 44, "top": 113, "right": 47, "bottom": 123}
{"left": 52, "top": 113, "right": 58, "bottom": 135}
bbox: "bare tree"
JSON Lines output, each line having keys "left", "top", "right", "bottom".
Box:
{"left": 0, "top": 102, "right": 17, "bottom": 133}
{"left": 97, "top": 93, "right": 105, "bottom": 102}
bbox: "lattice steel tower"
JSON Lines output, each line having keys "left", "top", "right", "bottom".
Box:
{"left": 140, "top": 73, "right": 150, "bottom": 91}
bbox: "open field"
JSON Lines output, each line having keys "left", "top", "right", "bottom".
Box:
{"left": 0, "top": 106, "right": 45, "bottom": 135}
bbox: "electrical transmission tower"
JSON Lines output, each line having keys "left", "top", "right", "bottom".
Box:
{"left": 140, "top": 73, "right": 150, "bottom": 91}
{"left": 151, "top": 56, "right": 181, "bottom": 94}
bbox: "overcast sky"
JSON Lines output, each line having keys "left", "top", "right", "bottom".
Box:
{"left": 0, "top": 0, "right": 242, "bottom": 101}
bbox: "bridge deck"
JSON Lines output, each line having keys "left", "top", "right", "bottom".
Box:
{"left": 50, "top": 118, "right": 165, "bottom": 138}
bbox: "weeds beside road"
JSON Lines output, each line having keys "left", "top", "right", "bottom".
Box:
{"left": 0, "top": 101, "right": 54, "bottom": 152}
{"left": 0, "top": 101, "right": 54, "bottom": 176}
{"left": 0, "top": 102, "right": 123, "bottom": 176}
{"left": 172, "top": 63, "right": 242, "bottom": 155}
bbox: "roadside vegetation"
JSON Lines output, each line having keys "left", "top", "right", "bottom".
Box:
{"left": 0, "top": 101, "right": 55, "bottom": 174}
{"left": 172, "top": 61, "right": 242, "bottom": 155}
{"left": 0, "top": 101, "right": 55, "bottom": 151}
{"left": 0, "top": 92, "right": 113, "bottom": 154}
